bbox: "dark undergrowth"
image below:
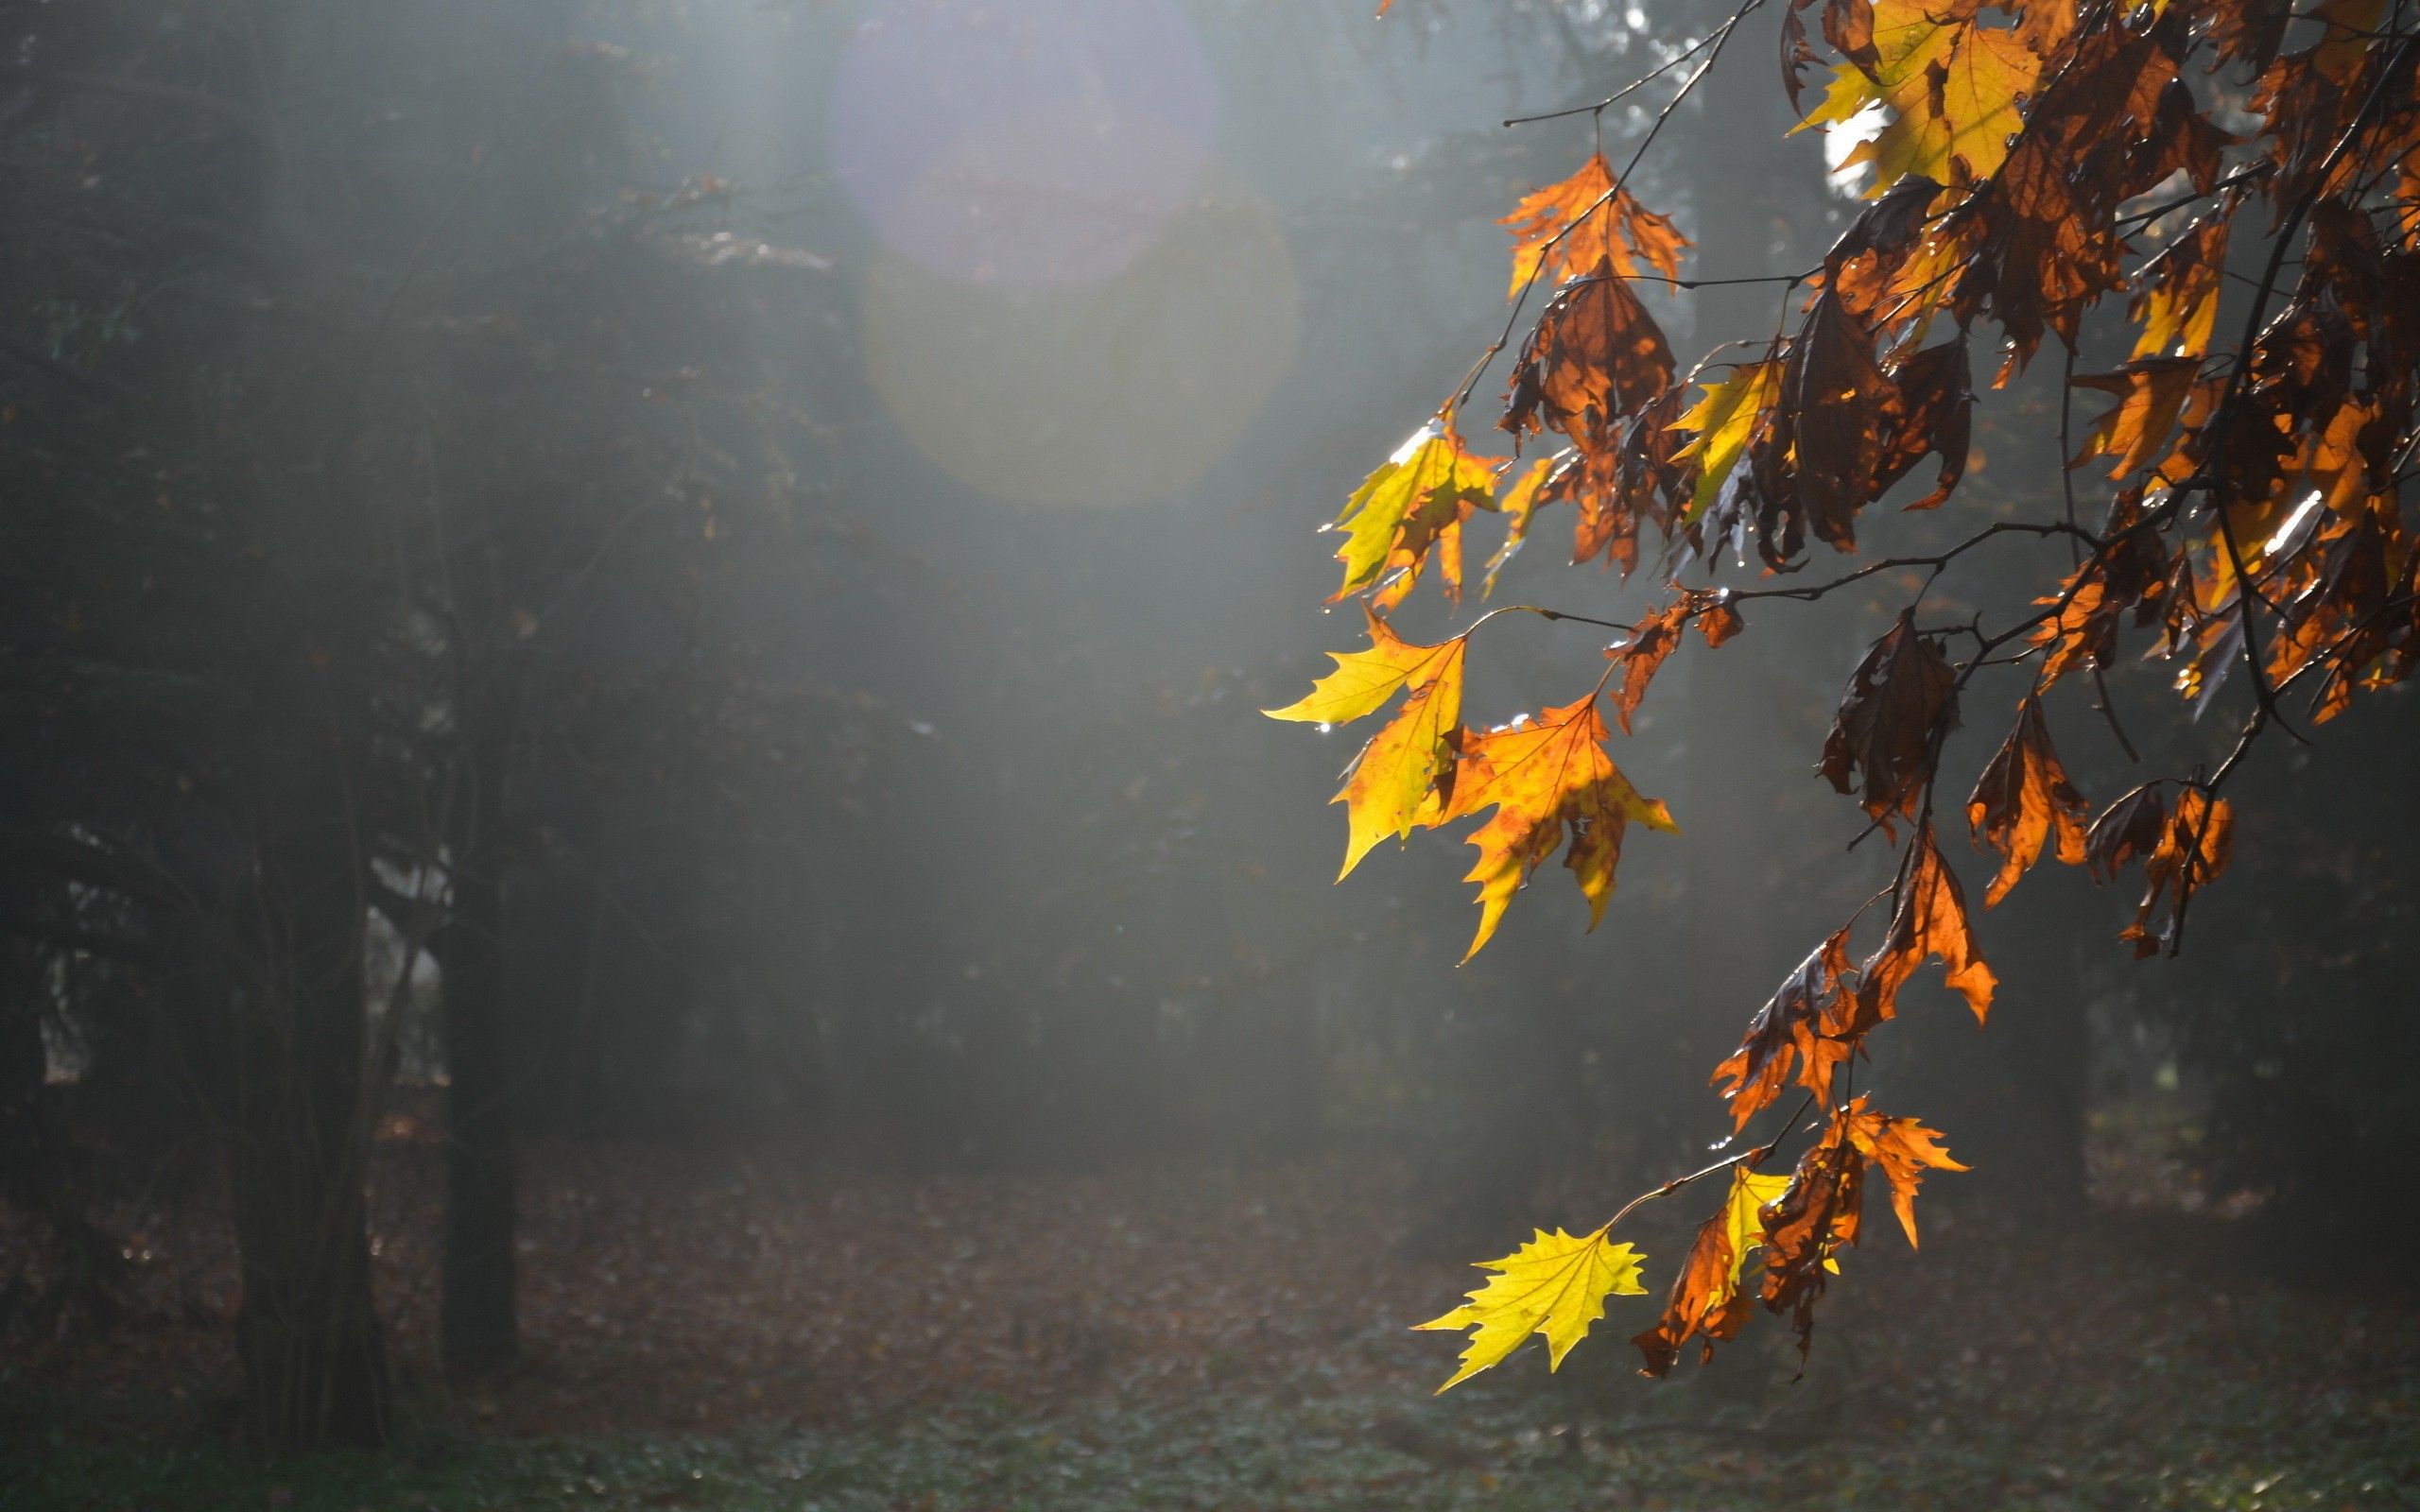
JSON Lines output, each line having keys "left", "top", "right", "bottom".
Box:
{"left": 4, "top": 1150, "right": 2414, "bottom": 1510}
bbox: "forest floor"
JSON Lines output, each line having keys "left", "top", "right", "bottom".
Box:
{"left": 4, "top": 1134, "right": 2416, "bottom": 1511}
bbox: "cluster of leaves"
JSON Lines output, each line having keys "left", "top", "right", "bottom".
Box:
{"left": 1278, "top": 0, "right": 2420, "bottom": 1387}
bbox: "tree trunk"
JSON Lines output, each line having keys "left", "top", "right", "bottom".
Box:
{"left": 439, "top": 787, "right": 518, "bottom": 1380}
{"left": 228, "top": 770, "right": 389, "bottom": 1449}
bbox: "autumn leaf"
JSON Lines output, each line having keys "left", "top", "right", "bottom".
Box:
{"left": 2131, "top": 212, "right": 2230, "bottom": 360}
{"left": 1877, "top": 337, "right": 1974, "bottom": 511}
{"left": 1482, "top": 453, "right": 1562, "bottom": 597}
{"left": 1965, "top": 696, "right": 2089, "bottom": 906}
{"left": 1263, "top": 607, "right": 1463, "bottom": 728}
{"left": 1711, "top": 927, "right": 1858, "bottom": 1131}
{"left": 2031, "top": 575, "right": 2116, "bottom": 691}
{"left": 1500, "top": 153, "right": 1689, "bottom": 299}
{"left": 1858, "top": 819, "right": 1996, "bottom": 1026}
{"left": 1779, "top": 291, "right": 1900, "bottom": 554}
{"left": 1949, "top": 19, "right": 2178, "bottom": 377}
{"left": 2070, "top": 357, "right": 2204, "bottom": 478}
{"left": 1797, "top": 0, "right": 2041, "bottom": 195}
{"left": 1632, "top": 1166, "right": 1790, "bottom": 1377}
{"left": 1820, "top": 612, "right": 1958, "bottom": 832}
{"left": 1839, "top": 1097, "right": 1965, "bottom": 1246}
{"left": 1441, "top": 696, "right": 1677, "bottom": 959}
{"left": 1822, "top": 173, "right": 1945, "bottom": 322}
{"left": 1758, "top": 1119, "right": 1864, "bottom": 1360}
{"left": 2272, "top": 511, "right": 2395, "bottom": 721}
{"left": 1609, "top": 600, "right": 1686, "bottom": 736}
{"left": 2116, "top": 786, "right": 2234, "bottom": 958}
{"left": 1266, "top": 611, "right": 1470, "bottom": 880}
{"left": 2083, "top": 782, "right": 2169, "bottom": 883}
{"left": 1502, "top": 262, "right": 1677, "bottom": 450}
{"left": 1327, "top": 419, "right": 1499, "bottom": 602}
{"left": 1670, "top": 357, "right": 1781, "bottom": 524}
{"left": 1415, "top": 1226, "right": 1646, "bottom": 1391}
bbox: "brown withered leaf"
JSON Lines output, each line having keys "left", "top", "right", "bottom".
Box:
{"left": 2208, "top": 0, "right": 2291, "bottom": 74}
{"left": 1696, "top": 594, "right": 1745, "bottom": 647}
{"left": 2131, "top": 79, "right": 2238, "bottom": 200}
{"left": 1610, "top": 599, "right": 1687, "bottom": 736}
{"left": 1711, "top": 927, "right": 1858, "bottom": 1132}
{"left": 1604, "top": 589, "right": 1739, "bottom": 735}
{"left": 1823, "top": 174, "right": 1945, "bottom": 323}
{"left": 2118, "top": 787, "right": 2234, "bottom": 957}
{"left": 1786, "top": 291, "right": 1901, "bottom": 550}
{"left": 1858, "top": 819, "right": 1996, "bottom": 1026}
{"left": 2084, "top": 782, "right": 2168, "bottom": 883}
{"left": 1964, "top": 696, "right": 2089, "bottom": 907}
{"left": 1503, "top": 262, "right": 1678, "bottom": 452}
{"left": 1876, "top": 336, "right": 1974, "bottom": 510}
{"left": 1820, "top": 0, "right": 1879, "bottom": 76}
{"left": 2031, "top": 574, "right": 2120, "bottom": 690}
{"left": 1820, "top": 612, "right": 1958, "bottom": 832}
{"left": 1499, "top": 154, "right": 1690, "bottom": 299}
{"left": 1782, "top": 0, "right": 1822, "bottom": 112}
{"left": 2269, "top": 511, "right": 2387, "bottom": 694}
{"left": 2277, "top": 512, "right": 2397, "bottom": 722}
{"left": 1758, "top": 1116, "right": 1863, "bottom": 1363}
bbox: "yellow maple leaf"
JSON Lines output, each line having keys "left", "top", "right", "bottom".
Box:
{"left": 1669, "top": 358, "right": 1781, "bottom": 524}
{"left": 1442, "top": 696, "right": 1678, "bottom": 959}
{"left": 1262, "top": 608, "right": 1464, "bottom": 728}
{"left": 1721, "top": 1167, "right": 1792, "bottom": 1285}
{"left": 1327, "top": 420, "right": 1499, "bottom": 602}
{"left": 1266, "top": 610, "right": 1469, "bottom": 878}
{"left": 1334, "top": 675, "right": 1462, "bottom": 879}
{"left": 1414, "top": 1226, "right": 1646, "bottom": 1391}
{"left": 1481, "top": 453, "right": 1561, "bottom": 598}
{"left": 1799, "top": 0, "right": 2040, "bottom": 197}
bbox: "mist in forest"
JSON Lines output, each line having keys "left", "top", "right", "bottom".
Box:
{"left": 4, "top": 1, "right": 2415, "bottom": 1503}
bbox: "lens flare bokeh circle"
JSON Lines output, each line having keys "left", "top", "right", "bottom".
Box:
{"left": 830, "top": 0, "right": 1222, "bottom": 289}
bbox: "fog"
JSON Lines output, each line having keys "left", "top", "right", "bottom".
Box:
{"left": 5, "top": 0, "right": 2416, "bottom": 1502}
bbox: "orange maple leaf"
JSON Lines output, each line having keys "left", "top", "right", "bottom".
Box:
{"left": 1858, "top": 819, "right": 1996, "bottom": 1026}
{"left": 1964, "top": 696, "right": 2090, "bottom": 907}
{"left": 1439, "top": 696, "right": 1677, "bottom": 959}
{"left": 1499, "top": 154, "right": 1688, "bottom": 300}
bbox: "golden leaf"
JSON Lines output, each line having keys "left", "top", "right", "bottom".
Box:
{"left": 1441, "top": 697, "right": 1678, "bottom": 960}
{"left": 1799, "top": 0, "right": 2042, "bottom": 196}
{"left": 1263, "top": 608, "right": 1464, "bottom": 728}
{"left": 1670, "top": 358, "right": 1782, "bottom": 524}
{"left": 1415, "top": 1226, "right": 1646, "bottom": 1391}
{"left": 1327, "top": 420, "right": 1500, "bottom": 602}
